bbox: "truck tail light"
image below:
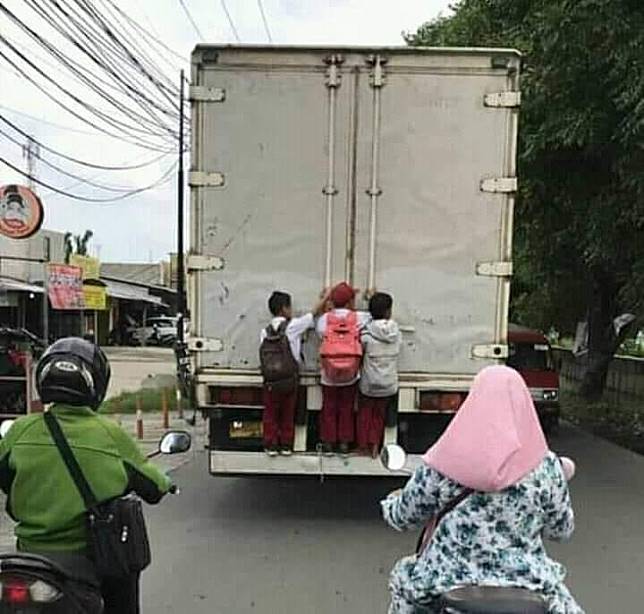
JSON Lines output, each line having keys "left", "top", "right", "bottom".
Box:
{"left": 419, "top": 392, "right": 465, "bottom": 413}
{"left": 210, "top": 386, "right": 263, "bottom": 407}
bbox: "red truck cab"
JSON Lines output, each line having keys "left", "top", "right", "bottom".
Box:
{"left": 507, "top": 324, "right": 560, "bottom": 433}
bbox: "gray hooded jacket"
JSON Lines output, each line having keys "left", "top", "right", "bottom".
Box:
{"left": 359, "top": 319, "right": 402, "bottom": 397}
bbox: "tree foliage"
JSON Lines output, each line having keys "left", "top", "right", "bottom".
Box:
{"left": 408, "top": 0, "right": 644, "bottom": 336}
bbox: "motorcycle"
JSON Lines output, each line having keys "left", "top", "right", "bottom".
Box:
{"left": 0, "top": 327, "right": 46, "bottom": 414}
{"left": 0, "top": 425, "right": 191, "bottom": 613}
{"left": 380, "top": 444, "right": 548, "bottom": 614}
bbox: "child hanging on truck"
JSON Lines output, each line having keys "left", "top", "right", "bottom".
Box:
{"left": 316, "top": 282, "right": 371, "bottom": 456}
{"left": 357, "top": 292, "right": 402, "bottom": 458}
{"left": 260, "top": 290, "right": 330, "bottom": 456}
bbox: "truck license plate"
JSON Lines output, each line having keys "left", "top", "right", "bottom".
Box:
{"left": 229, "top": 420, "right": 263, "bottom": 439}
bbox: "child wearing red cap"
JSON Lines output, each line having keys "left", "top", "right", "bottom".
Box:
{"left": 316, "top": 282, "right": 371, "bottom": 456}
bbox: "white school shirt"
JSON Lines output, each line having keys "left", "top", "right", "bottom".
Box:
{"left": 316, "top": 309, "right": 371, "bottom": 386}
{"left": 259, "top": 313, "right": 315, "bottom": 365}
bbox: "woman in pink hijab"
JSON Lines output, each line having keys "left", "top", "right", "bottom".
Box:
{"left": 381, "top": 366, "right": 583, "bottom": 614}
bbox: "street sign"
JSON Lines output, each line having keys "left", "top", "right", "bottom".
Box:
{"left": 0, "top": 185, "right": 44, "bottom": 239}
{"left": 83, "top": 283, "right": 107, "bottom": 310}
{"left": 70, "top": 254, "right": 101, "bottom": 280}
{"left": 47, "top": 264, "right": 84, "bottom": 310}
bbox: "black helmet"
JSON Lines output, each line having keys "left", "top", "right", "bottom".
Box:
{"left": 36, "top": 337, "right": 111, "bottom": 410}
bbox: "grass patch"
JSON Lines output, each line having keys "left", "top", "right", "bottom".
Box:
{"left": 101, "top": 387, "right": 176, "bottom": 414}
{"left": 561, "top": 390, "right": 644, "bottom": 454}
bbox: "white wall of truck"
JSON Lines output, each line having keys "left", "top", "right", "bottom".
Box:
{"left": 188, "top": 45, "right": 520, "bottom": 476}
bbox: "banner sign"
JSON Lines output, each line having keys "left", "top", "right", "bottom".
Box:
{"left": 0, "top": 185, "right": 44, "bottom": 239}
{"left": 70, "top": 254, "right": 101, "bottom": 280}
{"left": 83, "top": 284, "right": 107, "bottom": 310}
{"left": 48, "top": 264, "right": 84, "bottom": 310}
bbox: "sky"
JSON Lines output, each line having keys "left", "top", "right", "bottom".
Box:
{"left": 0, "top": 0, "right": 451, "bottom": 263}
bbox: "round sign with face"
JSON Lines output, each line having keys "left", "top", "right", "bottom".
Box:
{"left": 0, "top": 185, "right": 44, "bottom": 239}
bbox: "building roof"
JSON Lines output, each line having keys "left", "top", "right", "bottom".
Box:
{"left": 101, "top": 278, "right": 165, "bottom": 306}
{"left": 101, "top": 263, "right": 164, "bottom": 287}
{"left": 0, "top": 277, "right": 43, "bottom": 294}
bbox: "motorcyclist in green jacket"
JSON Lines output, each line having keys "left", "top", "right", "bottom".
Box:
{"left": 0, "top": 338, "right": 172, "bottom": 613}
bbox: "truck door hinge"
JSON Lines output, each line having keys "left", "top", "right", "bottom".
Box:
{"left": 484, "top": 91, "right": 521, "bottom": 108}
{"left": 188, "top": 337, "right": 223, "bottom": 353}
{"left": 324, "top": 54, "right": 344, "bottom": 88}
{"left": 187, "top": 254, "right": 225, "bottom": 272}
{"left": 471, "top": 344, "right": 509, "bottom": 360}
{"left": 189, "top": 171, "right": 225, "bottom": 188}
{"left": 189, "top": 86, "right": 226, "bottom": 102}
{"left": 366, "top": 54, "right": 387, "bottom": 88}
{"left": 480, "top": 177, "right": 517, "bottom": 194}
{"left": 476, "top": 261, "right": 513, "bottom": 277}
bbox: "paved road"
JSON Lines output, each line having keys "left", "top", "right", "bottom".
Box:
{"left": 141, "top": 423, "right": 644, "bottom": 614}
{"left": 104, "top": 346, "right": 176, "bottom": 398}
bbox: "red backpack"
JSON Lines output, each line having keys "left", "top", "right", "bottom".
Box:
{"left": 320, "top": 312, "right": 363, "bottom": 384}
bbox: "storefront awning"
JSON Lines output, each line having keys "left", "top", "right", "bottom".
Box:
{"left": 0, "top": 277, "right": 43, "bottom": 294}
{"left": 101, "top": 278, "right": 164, "bottom": 306}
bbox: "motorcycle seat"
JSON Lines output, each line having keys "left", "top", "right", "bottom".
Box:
{"left": 440, "top": 586, "right": 547, "bottom": 613}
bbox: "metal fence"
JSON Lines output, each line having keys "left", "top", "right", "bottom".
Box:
{"left": 554, "top": 349, "right": 644, "bottom": 398}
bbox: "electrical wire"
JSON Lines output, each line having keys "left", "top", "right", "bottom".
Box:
{"left": 106, "top": 0, "right": 187, "bottom": 65}
{"left": 257, "top": 0, "right": 273, "bottom": 43}
{"left": 0, "top": 47, "right": 176, "bottom": 152}
{"left": 220, "top": 0, "right": 241, "bottom": 42}
{"left": 0, "top": 104, "right": 98, "bottom": 136}
{"left": 0, "top": 126, "right": 163, "bottom": 193}
{"left": 0, "top": 155, "right": 177, "bottom": 203}
{"left": 0, "top": 114, "right": 172, "bottom": 171}
{"left": 18, "top": 1, "right": 179, "bottom": 123}
{"left": 178, "top": 0, "right": 205, "bottom": 41}
{"left": 99, "top": 0, "right": 186, "bottom": 74}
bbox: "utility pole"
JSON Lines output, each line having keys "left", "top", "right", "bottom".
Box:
{"left": 22, "top": 136, "right": 39, "bottom": 189}
{"left": 177, "top": 70, "right": 186, "bottom": 346}
{"left": 42, "top": 237, "right": 50, "bottom": 345}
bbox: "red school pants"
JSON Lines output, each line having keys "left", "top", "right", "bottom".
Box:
{"left": 263, "top": 388, "right": 297, "bottom": 446}
{"left": 356, "top": 394, "right": 389, "bottom": 449}
{"left": 320, "top": 384, "right": 356, "bottom": 444}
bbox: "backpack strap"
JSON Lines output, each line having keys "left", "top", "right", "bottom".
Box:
{"left": 44, "top": 412, "right": 98, "bottom": 509}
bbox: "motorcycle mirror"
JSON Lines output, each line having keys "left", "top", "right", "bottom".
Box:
{"left": 0, "top": 420, "right": 15, "bottom": 439}
{"left": 381, "top": 444, "right": 407, "bottom": 472}
{"left": 159, "top": 431, "right": 192, "bottom": 455}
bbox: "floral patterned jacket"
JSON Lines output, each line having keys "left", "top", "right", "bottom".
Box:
{"left": 381, "top": 452, "right": 584, "bottom": 613}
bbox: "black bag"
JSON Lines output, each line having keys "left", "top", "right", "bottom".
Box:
{"left": 259, "top": 320, "right": 299, "bottom": 392}
{"left": 44, "top": 412, "right": 151, "bottom": 578}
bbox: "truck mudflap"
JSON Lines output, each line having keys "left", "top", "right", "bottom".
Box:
{"left": 209, "top": 450, "right": 422, "bottom": 477}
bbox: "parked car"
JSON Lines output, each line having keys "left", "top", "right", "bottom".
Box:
{"left": 507, "top": 324, "right": 560, "bottom": 433}
{"left": 130, "top": 316, "right": 187, "bottom": 347}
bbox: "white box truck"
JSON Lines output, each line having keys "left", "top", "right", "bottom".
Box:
{"left": 187, "top": 45, "right": 520, "bottom": 477}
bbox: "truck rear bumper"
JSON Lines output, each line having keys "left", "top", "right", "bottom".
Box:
{"left": 209, "top": 450, "right": 419, "bottom": 477}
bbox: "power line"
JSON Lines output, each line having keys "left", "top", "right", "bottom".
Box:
{"left": 2, "top": 2, "right": 178, "bottom": 130}
{"left": 0, "top": 126, "right": 160, "bottom": 193}
{"left": 100, "top": 0, "right": 186, "bottom": 72}
{"left": 22, "top": 1, "right": 179, "bottom": 119}
{"left": 0, "top": 113, "right": 171, "bottom": 171}
{"left": 0, "top": 154, "right": 177, "bottom": 203}
{"left": 178, "top": 0, "right": 205, "bottom": 41}
{"left": 0, "top": 103, "right": 110, "bottom": 137}
{"left": 220, "top": 0, "right": 241, "bottom": 42}
{"left": 257, "top": 0, "right": 273, "bottom": 43}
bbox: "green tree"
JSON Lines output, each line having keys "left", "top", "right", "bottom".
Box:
{"left": 408, "top": 0, "right": 644, "bottom": 398}
{"left": 64, "top": 230, "right": 94, "bottom": 263}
